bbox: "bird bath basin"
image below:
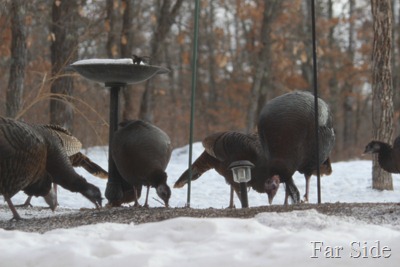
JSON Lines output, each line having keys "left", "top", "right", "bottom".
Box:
{"left": 68, "top": 58, "right": 169, "bottom": 85}
{"left": 68, "top": 58, "right": 170, "bottom": 204}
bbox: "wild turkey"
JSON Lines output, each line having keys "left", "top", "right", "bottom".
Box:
{"left": 111, "top": 120, "right": 172, "bottom": 207}
{"left": 257, "top": 91, "right": 335, "bottom": 204}
{"left": 174, "top": 131, "right": 274, "bottom": 207}
{"left": 174, "top": 131, "right": 332, "bottom": 206}
{"left": 363, "top": 136, "right": 400, "bottom": 173}
{"left": 0, "top": 117, "right": 102, "bottom": 220}
{"left": 20, "top": 151, "right": 108, "bottom": 210}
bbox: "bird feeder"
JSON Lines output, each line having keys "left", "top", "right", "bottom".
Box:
{"left": 228, "top": 160, "right": 254, "bottom": 208}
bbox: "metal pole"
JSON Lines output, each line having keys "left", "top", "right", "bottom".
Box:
{"left": 311, "top": 0, "right": 321, "bottom": 204}
{"left": 239, "top": 183, "right": 249, "bottom": 208}
{"left": 105, "top": 84, "right": 124, "bottom": 203}
{"left": 187, "top": 0, "right": 200, "bottom": 207}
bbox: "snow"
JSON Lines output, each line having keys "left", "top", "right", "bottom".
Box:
{"left": 72, "top": 58, "right": 134, "bottom": 65}
{"left": 1, "top": 143, "right": 400, "bottom": 266}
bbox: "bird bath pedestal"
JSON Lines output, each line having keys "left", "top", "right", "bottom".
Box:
{"left": 68, "top": 59, "right": 169, "bottom": 204}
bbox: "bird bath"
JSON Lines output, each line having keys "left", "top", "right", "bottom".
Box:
{"left": 68, "top": 58, "right": 170, "bottom": 204}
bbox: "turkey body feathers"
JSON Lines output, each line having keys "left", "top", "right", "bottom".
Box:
{"left": 174, "top": 131, "right": 272, "bottom": 207}
{"left": 111, "top": 120, "right": 172, "bottom": 207}
{"left": 364, "top": 137, "right": 400, "bottom": 173}
{"left": 0, "top": 117, "right": 102, "bottom": 220}
{"left": 202, "top": 132, "right": 261, "bottom": 163}
{"left": 0, "top": 118, "right": 47, "bottom": 199}
{"left": 258, "top": 91, "right": 335, "bottom": 204}
{"left": 21, "top": 140, "right": 107, "bottom": 211}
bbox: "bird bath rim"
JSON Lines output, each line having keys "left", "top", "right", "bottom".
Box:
{"left": 67, "top": 62, "right": 170, "bottom": 85}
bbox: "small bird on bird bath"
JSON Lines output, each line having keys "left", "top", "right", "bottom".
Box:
{"left": 132, "top": 54, "right": 151, "bottom": 65}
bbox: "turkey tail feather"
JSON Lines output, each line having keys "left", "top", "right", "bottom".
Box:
{"left": 69, "top": 152, "right": 108, "bottom": 179}
{"left": 174, "top": 151, "right": 219, "bottom": 188}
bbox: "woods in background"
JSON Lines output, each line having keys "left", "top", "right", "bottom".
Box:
{"left": 1, "top": 0, "right": 399, "bottom": 162}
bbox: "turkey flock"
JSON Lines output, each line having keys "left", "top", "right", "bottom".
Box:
{"left": 0, "top": 91, "right": 397, "bottom": 220}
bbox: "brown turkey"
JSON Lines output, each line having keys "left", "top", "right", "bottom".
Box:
{"left": 0, "top": 117, "right": 102, "bottom": 220}
{"left": 20, "top": 150, "right": 108, "bottom": 210}
{"left": 257, "top": 91, "right": 335, "bottom": 204}
{"left": 174, "top": 131, "right": 274, "bottom": 207}
{"left": 174, "top": 131, "right": 332, "bottom": 207}
{"left": 111, "top": 120, "right": 172, "bottom": 207}
{"left": 363, "top": 136, "right": 400, "bottom": 173}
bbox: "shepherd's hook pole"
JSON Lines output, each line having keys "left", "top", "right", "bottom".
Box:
{"left": 187, "top": 0, "right": 200, "bottom": 207}
{"left": 311, "top": 0, "right": 321, "bottom": 204}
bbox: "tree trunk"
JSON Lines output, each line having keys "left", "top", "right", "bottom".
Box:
{"left": 391, "top": 0, "right": 400, "bottom": 134}
{"left": 326, "top": 0, "right": 341, "bottom": 154}
{"left": 246, "top": 0, "right": 281, "bottom": 132}
{"left": 105, "top": 0, "right": 120, "bottom": 58}
{"left": 299, "top": 0, "right": 314, "bottom": 88}
{"left": 50, "top": 0, "right": 80, "bottom": 130}
{"left": 6, "top": 0, "right": 27, "bottom": 118}
{"left": 342, "top": 0, "right": 355, "bottom": 157}
{"left": 139, "top": 0, "right": 183, "bottom": 122}
{"left": 120, "top": 0, "right": 136, "bottom": 121}
{"left": 371, "top": 0, "right": 394, "bottom": 190}
{"left": 206, "top": 1, "right": 217, "bottom": 104}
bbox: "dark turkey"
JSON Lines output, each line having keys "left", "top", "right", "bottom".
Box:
{"left": 111, "top": 120, "right": 172, "bottom": 207}
{"left": 21, "top": 151, "right": 108, "bottom": 210}
{"left": 174, "top": 131, "right": 332, "bottom": 206}
{"left": 0, "top": 117, "right": 102, "bottom": 220}
{"left": 174, "top": 131, "right": 274, "bottom": 207}
{"left": 363, "top": 136, "right": 400, "bottom": 173}
{"left": 257, "top": 91, "right": 335, "bottom": 204}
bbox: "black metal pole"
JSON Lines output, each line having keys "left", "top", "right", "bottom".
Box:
{"left": 311, "top": 0, "right": 321, "bottom": 204}
{"left": 105, "top": 83, "right": 124, "bottom": 203}
{"left": 187, "top": 0, "right": 201, "bottom": 207}
{"left": 239, "top": 183, "right": 249, "bottom": 208}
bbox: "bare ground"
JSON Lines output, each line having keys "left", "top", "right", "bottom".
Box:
{"left": 0, "top": 202, "right": 399, "bottom": 233}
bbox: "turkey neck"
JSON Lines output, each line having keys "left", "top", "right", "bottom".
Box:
{"left": 40, "top": 128, "right": 90, "bottom": 191}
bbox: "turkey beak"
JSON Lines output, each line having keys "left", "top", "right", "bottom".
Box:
{"left": 268, "top": 195, "right": 274, "bottom": 205}
{"left": 43, "top": 185, "right": 58, "bottom": 211}
{"left": 97, "top": 198, "right": 103, "bottom": 209}
{"left": 362, "top": 146, "right": 372, "bottom": 156}
{"left": 93, "top": 198, "right": 103, "bottom": 209}
{"left": 265, "top": 175, "right": 280, "bottom": 205}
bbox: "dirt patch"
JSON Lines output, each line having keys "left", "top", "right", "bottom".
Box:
{"left": 0, "top": 202, "right": 399, "bottom": 233}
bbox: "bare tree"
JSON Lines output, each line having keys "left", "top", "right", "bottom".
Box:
{"left": 105, "top": 0, "right": 120, "bottom": 58}
{"left": 120, "top": 0, "right": 136, "bottom": 121}
{"left": 6, "top": 0, "right": 27, "bottom": 118}
{"left": 246, "top": 0, "right": 282, "bottom": 132}
{"left": 391, "top": 0, "right": 400, "bottom": 133}
{"left": 50, "top": 0, "right": 80, "bottom": 130}
{"left": 139, "top": 0, "right": 183, "bottom": 122}
{"left": 342, "top": 0, "right": 356, "bottom": 157}
{"left": 371, "top": 0, "right": 394, "bottom": 190}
